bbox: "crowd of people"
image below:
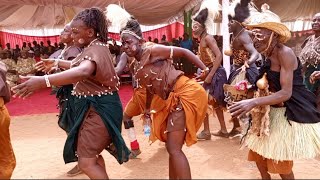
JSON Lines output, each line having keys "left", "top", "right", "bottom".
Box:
{"left": 1, "top": 0, "right": 320, "bottom": 179}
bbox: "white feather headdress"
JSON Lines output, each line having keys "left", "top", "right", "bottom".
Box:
{"left": 105, "top": 4, "right": 142, "bottom": 39}
{"left": 105, "top": 4, "right": 132, "bottom": 30}
{"left": 193, "top": 0, "right": 221, "bottom": 35}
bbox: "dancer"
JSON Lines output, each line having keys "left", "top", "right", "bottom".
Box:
{"left": 106, "top": 4, "right": 208, "bottom": 179}
{"left": 0, "top": 61, "right": 16, "bottom": 179}
{"left": 225, "top": 0, "right": 260, "bottom": 137}
{"left": 35, "top": 23, "right": 83, "bottom": 177}
{"left": 300, "top": 12, "right": 320, "bottom": 110}
{"left": 115, "top": 46, "right": 166, "bottom": 159}
{"left": 12, "top": 7, "right": 130, "bottom": 179}
{"left": 192, "top": 0, "right": 229, "bottom": 139}
{"left": 229, "top": 5, "right": 320, "bottom": 179}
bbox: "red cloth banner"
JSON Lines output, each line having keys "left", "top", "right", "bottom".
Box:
{"left": 0, "top": 31, "right": 60, "bottom": 47}
{"left": 109, "top": 22, "right": 184, "bottom": 41}
{"left": 0, "top": 22, "right": 185, "bottom": 47}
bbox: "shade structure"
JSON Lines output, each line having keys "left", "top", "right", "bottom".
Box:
{"left": 0, "top": 0, "right": 202, "bottom": 30}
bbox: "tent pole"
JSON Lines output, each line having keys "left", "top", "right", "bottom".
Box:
{"left": 221, "top": 0, "right": 231, "bottom": 78}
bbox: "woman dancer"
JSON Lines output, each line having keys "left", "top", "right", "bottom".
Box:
{"left": 35, "top": 23, "right": 83, "bottom": 177}
{"left": 115, "top": 45, "right": 166, "bottom": 159}
{"left": 12, "top": 7, "right": 130, "bottom": 179}
{"left": 106, "top": 4, "right": 208, "bottom": 179}
{"left": 300, "top": 12, "right": 320, "bottom": 110}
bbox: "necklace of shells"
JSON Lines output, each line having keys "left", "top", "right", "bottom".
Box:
{"left": 70, "top": 38, "right": 98, "bottom": 67}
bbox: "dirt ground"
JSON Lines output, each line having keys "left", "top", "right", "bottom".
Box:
{"left": 9, "top": 113, "right": 320, "bottom": 179}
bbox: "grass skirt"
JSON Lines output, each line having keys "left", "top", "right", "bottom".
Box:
{"left": 244, "top": 107, "right": 320, "bottom": 161}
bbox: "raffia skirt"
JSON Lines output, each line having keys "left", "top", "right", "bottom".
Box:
{"left": 244, "top": 107, "right": 320, "bottom": 162}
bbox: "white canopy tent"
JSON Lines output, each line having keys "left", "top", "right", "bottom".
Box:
{"left": 0, "top": 0, "right": 317, "bottom": 36}
{"left": 0, "top": 0, "right": 203, "bottom": 36}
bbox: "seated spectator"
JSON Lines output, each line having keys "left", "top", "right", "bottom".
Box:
{"left": 54, "top": 42, "right": 59, "bottom": 51}
{"left": 172, "top": 38, "right": 180, "bottom": 47}
{"left": 12, "top": 45, "right": 21, "bottom": 61}
{"left": 153, "top": 38, "right": 159, "bottom": 43}
{"left": 16, "top": 50, "right": 36, "bottom": 77}
{"left": 180, "top": 33, "right": 193, "bottom": 51}
{"left": 27, "top": 42, "right": 33, "bottom": 51}
{"left": 33, "top": 43, "right": 41, "bottom": 62}
{"left": 47, "top": 40, "right": 55, "bottom": 55}
{"left": 39, "top": 41, "right": 48, "bottom": 57}
{"left": 4, "top": 43, "right": 13, "bottom": 56}
{"left": 22, "top": 42, "right": 30, "bottom": 51}
{"left": 160, "top": 34, "right": 170, "bottom": 46}
{"left": 179, "top": 33, "right": 194, "bottom": 74}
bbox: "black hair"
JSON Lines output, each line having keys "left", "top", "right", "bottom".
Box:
{"left": 232, "top": 0, "right": 251, "bottom": 23}
{"left": 73, "top": 7, "right": 108, "bottom": 43}
{"left": 120, "top": 18, "right": 143, "bottom": 39}
{"left": 193, "top": 8, "right": 209, "bottom": 27}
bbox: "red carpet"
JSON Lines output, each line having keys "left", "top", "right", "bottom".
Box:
{"left": 6, "top": 85, "right": 133, "bottom": 116}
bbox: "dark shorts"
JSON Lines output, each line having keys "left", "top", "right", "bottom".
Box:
{"left": 77, "top": 107, "right": 112, "bottom": 158}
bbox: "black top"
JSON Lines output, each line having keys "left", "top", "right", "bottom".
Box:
{"left": 259, "top": 58, "right": 320, "bottom": 123}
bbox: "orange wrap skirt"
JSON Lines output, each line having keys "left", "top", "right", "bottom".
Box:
{"left": 124, "top": 87, "right": 166, "bottom": 117}
{"left": 0, "top": 98, "right": 16, "bottom": 179}
{"left": 150, "top": 76, "right": 208, "bottom": 146}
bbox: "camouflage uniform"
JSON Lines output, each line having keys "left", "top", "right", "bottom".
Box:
{"left": 16, "top": 57, "right": 36, "bottom": 76}
{"left": 0, "top": 58, "right": 18, "bottom": 88}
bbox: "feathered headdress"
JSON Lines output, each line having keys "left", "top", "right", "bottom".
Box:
{"left": 228, "top": 0, "right": 251, "bottom": 23}
{"left": 105, "top": 4, "right": 143, "bottom": 40}
{"left": 193, "top": 0, "right": 221, "bottom": 35}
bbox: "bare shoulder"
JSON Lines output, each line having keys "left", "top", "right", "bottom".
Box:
{"left": 150, "top": 44, "right": 167, "bottom": 55}
{"left": 278, "top": 45, "right": 297, "bottom": 69}
{"left": 238, "top": 30, "right": 252, "bottom": 44}
{"left": 148, "top": 44, "right": 171, "bottom": 60}
{"left": 205, "top": 35, "right": 215, "bottom": 41}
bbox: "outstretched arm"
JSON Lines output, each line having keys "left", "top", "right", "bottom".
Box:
{"left": 35, "top": 59, "right": 72, "bottom": 73}
{"left": 240, "top": 31, "right": 261, "bottom": 65}
{"left": 229, "top": 46, "right": 296, "bottom": 117}
{"left": 151, "top": 44, "right": 207, "bottom": 71}
{"left": 11, "top": 60, "right": 96, "bottom": 98}
{"left": 115, "top": 52, "right": 129, "bottom": 75}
